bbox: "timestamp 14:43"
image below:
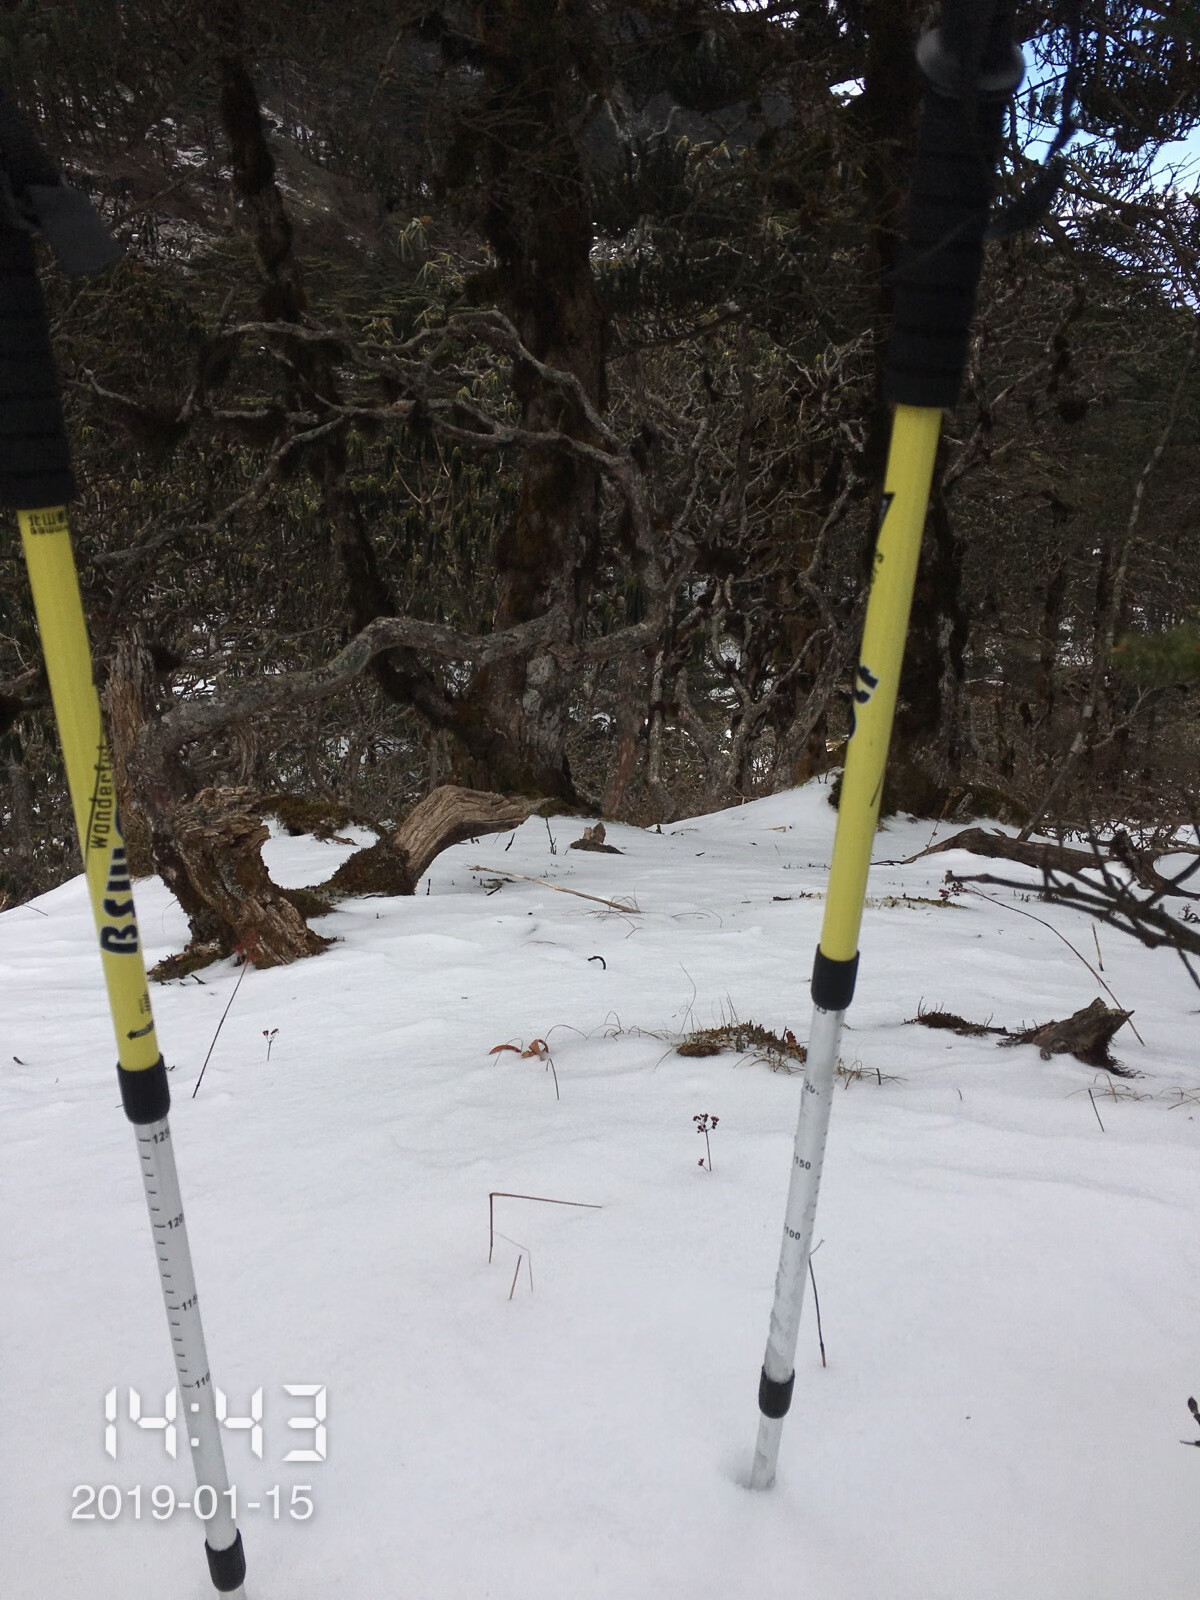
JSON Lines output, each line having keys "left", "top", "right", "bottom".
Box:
{"left": 72, "top": 1484, "right": 314, "bottom": 1521}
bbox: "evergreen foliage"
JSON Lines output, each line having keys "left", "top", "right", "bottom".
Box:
{"left": 2, "top": 0, "right": 1199, "bottom": 927}
{"left": 1114, "top": 626, "right": 1200, "bottom": 685}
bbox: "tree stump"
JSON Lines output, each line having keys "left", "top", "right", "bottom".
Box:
{"left": 568, "top": 822, "right": 623, "bottom": 854}
{"left": 150, "top": 784, "right": 543, "bottom": 976}
{"left": 154, "top": 786, "right": 331, "bottom": 974}
{"left": 1000, "top": 998, "right": 1134, "bottom": 1071}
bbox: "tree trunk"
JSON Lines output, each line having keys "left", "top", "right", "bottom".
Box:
{"left": 216, "top": 10, "right": 603, "bottom": 802}
{"left": 1033, "top": 557, "right": 1067, "bottom": 757}
{"left": 322, "top": 786, "right": 542, "bottom": 898}
{"left": 148, "top": 780, "right": 543, "bottom": 976}
{"left": 1, "top": 732, "right": 33, "bottom": 901}
{"left": 151, "top": 787, "right": 330, "bottom": 975}
{"left": 455, "top": 0, "right": 609, "bottom": 802}
{"left": 602, "top": 653, "right": 647, "bottom": 817}
{"left": 894, "top": 484, "right": 969, "bottom": 782}
{"left": 390, "top": 785, "right": 541, "bottom": 885}
{"left": 99, "top": 628, "right": 161, "bottom": 874}
{"left": 772, "top": 615, "right": 846, "bottom": 789}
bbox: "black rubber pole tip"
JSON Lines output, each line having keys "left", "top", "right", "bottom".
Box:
{"left": 205, "top": 1530, "right": 246, "bottom": 1592}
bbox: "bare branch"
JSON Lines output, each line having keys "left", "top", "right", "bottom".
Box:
{"left": 133, "top": 605, "right": 665, "bottom": 782}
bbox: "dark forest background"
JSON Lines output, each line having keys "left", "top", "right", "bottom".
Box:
{"left": 1, "top": 0, "right": 1198, "bottom": 968}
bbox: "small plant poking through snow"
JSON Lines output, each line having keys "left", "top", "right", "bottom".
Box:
{"left": 694, "top": 1113, "right": 718, "bottom": 1170}
{"left": 263, "top": 1028, "right": 278, "bottom": 1061}
{"left": 490, "top": 1037, "right": 560, "bottom": 1098}
{"left": 489, "top": 1037, "right": 550, "bottom": 1061}
{"left": 677, "top": 1020, "right": 807, "bottom": 1071}
{"left": 907, "top": 1002, "right": 1007, "bottom": 1037}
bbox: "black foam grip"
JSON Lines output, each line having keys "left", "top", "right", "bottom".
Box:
{"left": 0, "top": 226, "right": 74, "bottom": 508}
{"left": 883, "top": 88, "right": 1007, "bottom": 410}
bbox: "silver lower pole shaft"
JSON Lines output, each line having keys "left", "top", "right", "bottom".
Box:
{"left": 750, "top": 1003, "right": 846, "bottom": 1490}
{"left": 135, "top": 1117, "right": 246, "bottom": 1596}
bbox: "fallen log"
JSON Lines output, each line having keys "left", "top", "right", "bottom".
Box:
{"left": 901, "top": 826, "right": 1099, "bottom": 876}
{"left": 324, "top": 785, "right": 543, "bottom": 899}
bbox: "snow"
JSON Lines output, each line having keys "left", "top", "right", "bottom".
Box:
{"left": 2, "top": 781, "right": 1198, "bottom": 1600}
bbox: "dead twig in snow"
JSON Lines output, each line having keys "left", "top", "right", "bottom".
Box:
{"left": 488, "top": 1192, "right": 602, "bottom": 1263}
{"left": 809, "top": 1240, "right": 827, "bottom": 1369}
{"left": 470, "top": 866, "right": 639, "bottom": 913}
{"left": 957, "top": 883, "right": 1144, "bottom": 1045}
{"left": 192, "top": 959, "right": 249, "bottom": 1098}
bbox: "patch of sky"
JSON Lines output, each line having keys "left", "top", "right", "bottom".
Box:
{"left": 1019, "top": 34, "right": 1199, "bottom": 195}
{"left": 837, "top": 35, "right": 1197, "bottom": 197}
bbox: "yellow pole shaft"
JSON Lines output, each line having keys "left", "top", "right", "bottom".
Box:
{"left": 818, "top": 404, "right": 943, "bottom": 963}
{"left": 751, "top": 402, "right": 946, "bottom": 1490}
{"left": 18, "top": 504, "right": 160, "bottom": 1072}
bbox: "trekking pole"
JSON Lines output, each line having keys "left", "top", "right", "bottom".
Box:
{"left": 1, "top": 95, "right": 248, "bottom": 1593}
{"left": 749, "top": 0, "right": 1024, "bottom": 1490}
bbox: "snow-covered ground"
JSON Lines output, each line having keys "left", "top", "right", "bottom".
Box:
{"left": 3, "top": 781, "right": 1197, "bottom": 1600}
